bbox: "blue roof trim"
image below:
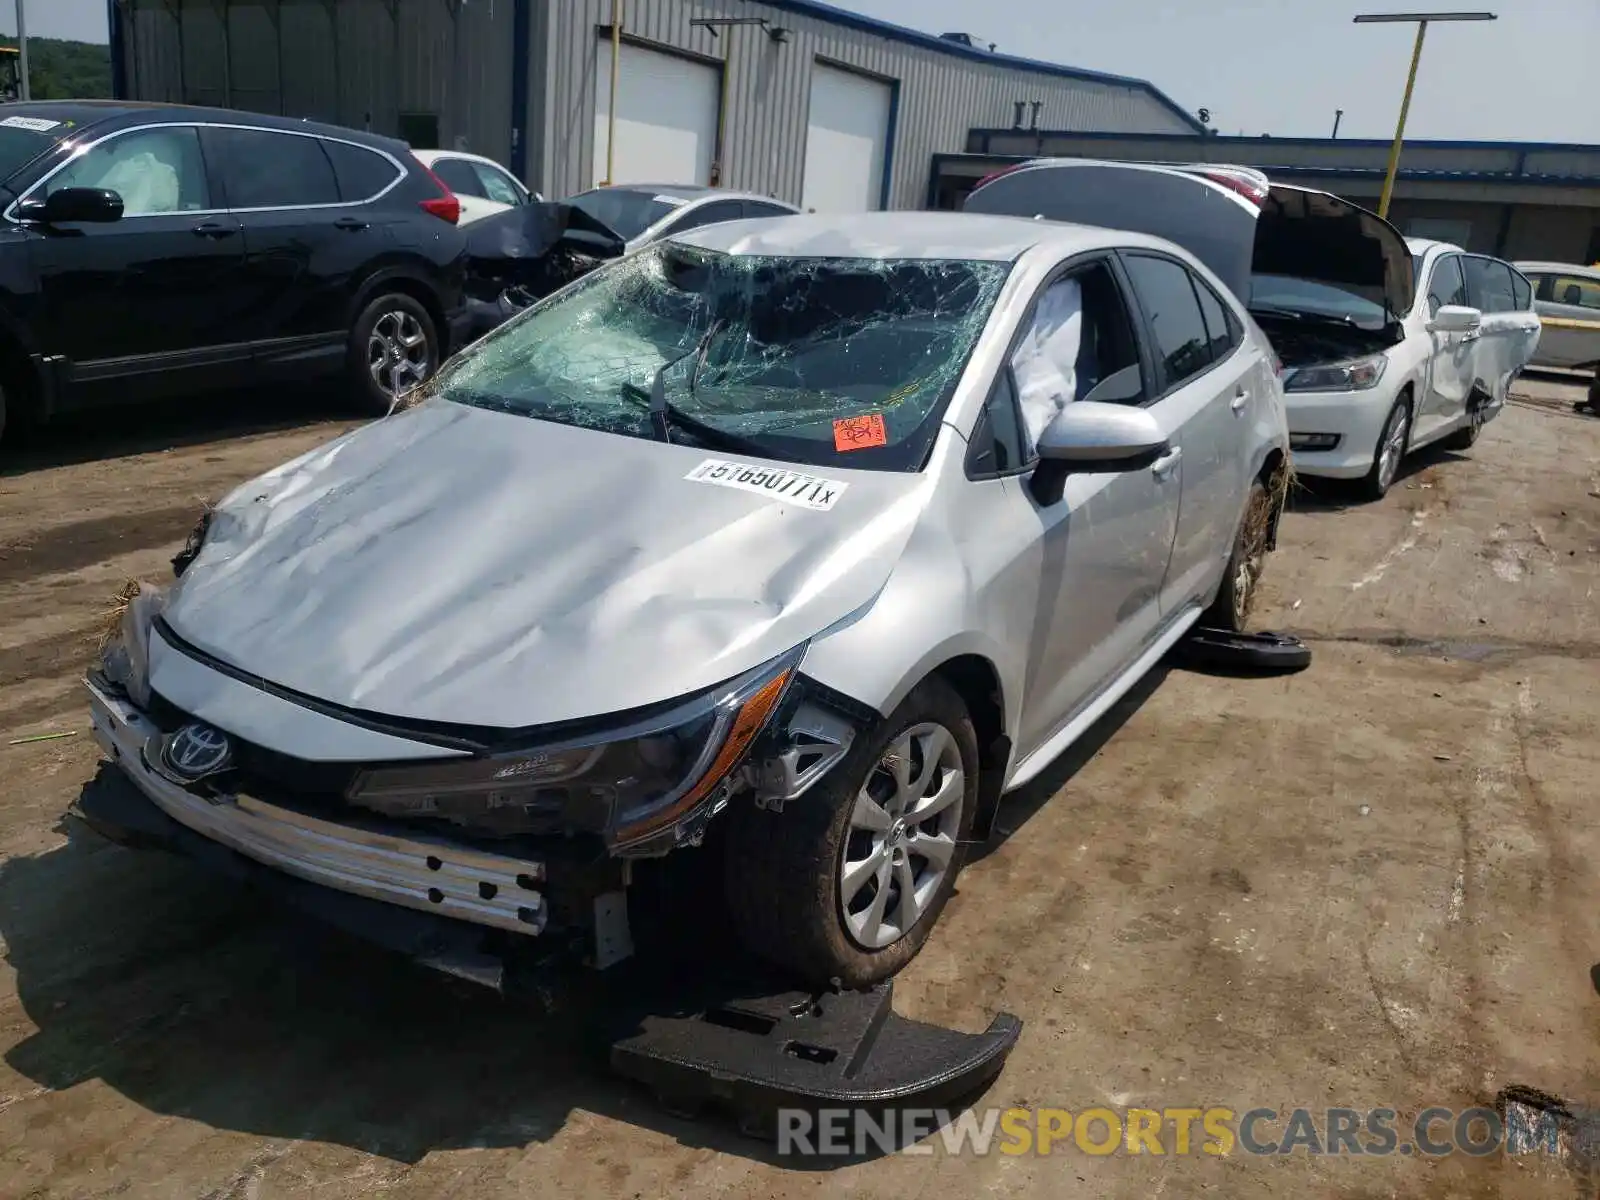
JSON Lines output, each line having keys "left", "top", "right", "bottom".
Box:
{"left": 932, "top": 151, "right": 1600, "bottom": 188}
{"left": 967, "top": 127, "right": 1600, "bottom": 154}
{"left": 750, "top": 0, "right": 1206, "bottom": 133}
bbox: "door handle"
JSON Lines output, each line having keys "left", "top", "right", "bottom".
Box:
{"left": 332, "top": 216, "right": 369, "bottom": 231}
{"left": 1151, "top": 448, "right": 1182, "bottom": 481}
{"left": 191, "top": 221, "right": 236, "bottom": 239}
{"left": 1230, "top": 389, "right": 1249, "bottom": 414}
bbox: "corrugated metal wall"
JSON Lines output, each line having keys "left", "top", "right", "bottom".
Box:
{"left": 538, "top": 0, "right": 1197, "bottom": 205}
{"left": 121, "top": 0, "right": 513, "bottom": 160}
{"left": 121, "top": 0, "right": 1198, "bottom": 205}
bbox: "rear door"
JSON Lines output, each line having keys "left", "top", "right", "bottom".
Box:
{"left": 1459, "top": 255, "right": 1535, "bottom": 414}
{"left": 204, "top": 125, "right": 400, "bottom": 366}
{"left": 1119, "top": 250, "right": 1257, "bottom": 613}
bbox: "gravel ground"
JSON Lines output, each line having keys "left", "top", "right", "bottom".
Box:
{"left": 1, "top": 377, "right": 1597, "bottom": 1198}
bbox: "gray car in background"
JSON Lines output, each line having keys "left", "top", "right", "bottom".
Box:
{"left": 85, "top": 204, "right": 1289, "bottom": 990}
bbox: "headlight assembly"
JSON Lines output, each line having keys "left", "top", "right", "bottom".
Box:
{"left": 1283, "top": 354, "right": 1388, "bottom": 393}
{"left": 345, "top": 645, "right": 803, "bottom": 854}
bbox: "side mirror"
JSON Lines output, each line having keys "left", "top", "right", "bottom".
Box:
{"left": 16, "top": 187, "right": 125, "bottom": 226}
{"left": 1428, "top": 304, "right": 1481, "bottom": 335}
{"left": 1029, "top": 401, "right": 1169, "bottom": 506}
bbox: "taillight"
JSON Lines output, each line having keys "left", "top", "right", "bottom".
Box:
{"left": 971, "top": 161, "right": 1030, "bottom": 193}
{"left": 1202, "top": 169, "right": 1269, "bottom": 208}
{"left": 413, "top": 155, "right": 461, "bottom": 224}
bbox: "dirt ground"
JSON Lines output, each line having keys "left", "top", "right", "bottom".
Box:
{"left": 1, "top": 379, "right": 1598, "bottom": 1198}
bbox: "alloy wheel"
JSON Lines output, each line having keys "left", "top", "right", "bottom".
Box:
{"left": 367, "top": 309, "right": 432, "bottom": 400}
{"left": 1377, "top": 404, "right": 1409, "bottom": 493}
{"left": 839, "top": 722, "right": 965, "bottom": 950}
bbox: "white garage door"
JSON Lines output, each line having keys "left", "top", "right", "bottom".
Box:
{"left": 593, "top": 41, "right": 719, "bottom": 188}
{"left": 802, "top": 63, "right": 893, "bottom": 213}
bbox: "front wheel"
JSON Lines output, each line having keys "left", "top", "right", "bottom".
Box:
{"left": 723, "top": 677, "right": 979, "bottom": 988}
{"left": 1360, "top": 396, "right": 1411, "bottom": 502}
{"left": 347, "top": 292, "right": 439, "bottom": 416}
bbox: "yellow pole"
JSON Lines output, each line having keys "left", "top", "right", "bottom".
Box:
{"left": 1377, "top": 19, "right": 1428, "bottom": 221}
{"left": 605, "top": 0, "right": 621, "bottom": 186}
{"left": 713, "top": 37, "right": 731, "bottom": 186}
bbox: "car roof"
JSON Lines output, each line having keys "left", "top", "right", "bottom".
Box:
{"left": 673, "top": 209, "right": 1125, "bottom": 263}
{"left": 0, "top": 99, "right": 410, "bottom": 154}
{"left": 1405, "top": 237, "right": 1466, "bottom": 256}
{"left": 1516, "top": 260, "right": 1600, "bottom": 278}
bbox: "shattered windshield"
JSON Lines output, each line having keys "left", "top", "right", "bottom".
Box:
{"left": 433, "top": 243, "right": 1011, "bottom": 471}
{"left": 565, "top": 188, "right": 680, "bottom": 241}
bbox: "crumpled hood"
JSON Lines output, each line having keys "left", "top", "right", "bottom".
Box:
{"left": 1256, "top": 185, "right": 1415, "bottom": 319}
{"left": 164, "top": 401, "right": 931, "bottom": 731}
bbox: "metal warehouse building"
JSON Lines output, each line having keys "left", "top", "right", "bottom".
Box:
{"left": 107, "top": 0, "right": 1203, "bottom": 209}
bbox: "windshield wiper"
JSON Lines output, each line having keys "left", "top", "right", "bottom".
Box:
{"left": 1251, "top": 305, "right": 1359, "bottom": 327}
{"left": 619, "top": 326, "right": 766, "bottom": 455}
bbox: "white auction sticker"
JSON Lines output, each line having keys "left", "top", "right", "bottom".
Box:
{"left": 685, "top": 458, "right": 848, "bottom": 511}
{"left": 652, "top": 194, "right": 689, "bottom": 207}
{"left": 0, "top": 116, "right": 61, "bottom": 132}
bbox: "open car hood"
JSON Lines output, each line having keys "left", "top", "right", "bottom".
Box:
{"left": 1256, "top": 185, "right": 1415, "bottom": 319}
{"left": 463, "top": 202, "right": 624, "bottom": 277}
{"left": 161, "top": 401, "right": 929, "bottom": 732}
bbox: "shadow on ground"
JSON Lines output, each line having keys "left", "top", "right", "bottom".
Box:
{"left": 1, "top": 384, "right": 357, "bottom": 478}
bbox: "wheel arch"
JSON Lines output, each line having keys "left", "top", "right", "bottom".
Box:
{"left": 928, "top": 653, "right": 1012, "bottom": 842}
{"left": 349, "top": 267, "right": 450, "bottom": 354}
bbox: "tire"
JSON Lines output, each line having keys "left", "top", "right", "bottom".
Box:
{"left": 1203, "top": 479, "right": 1273, "bottom": 633}
{"left": 347, "top": 292, "right": 440, "bottom": 416}
{"left": 724, "top": 676, "right": 979, "bottom": 988}
{"left": 1360, "top": 396, "right": 1411, "bottom": 502}
{"left": 1439, "top": 415, "right": 1481, "bottom": 452}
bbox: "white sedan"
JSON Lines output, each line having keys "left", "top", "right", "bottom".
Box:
{"left": 1257, "top": 235, "right": 1541, "bottom": 500}
{"left": 412, "top": 149, "right": 543, "bottom": 225}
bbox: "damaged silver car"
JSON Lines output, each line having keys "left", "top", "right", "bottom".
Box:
{"left": 81, "top": 209, "right": 1289, "bottom": 988}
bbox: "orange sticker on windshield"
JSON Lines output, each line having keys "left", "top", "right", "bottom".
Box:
{"left": 833, "top": 413, "right": 887, "bottom": 452}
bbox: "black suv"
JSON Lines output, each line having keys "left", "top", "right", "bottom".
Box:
{"left": 0, "top": 101, "right": 472, "bottom": 440}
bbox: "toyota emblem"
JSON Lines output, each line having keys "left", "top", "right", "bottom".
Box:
{"left": 161, "top": 722, "right": 233, "bottom": 780}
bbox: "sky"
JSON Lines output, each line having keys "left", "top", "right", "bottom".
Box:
{"left": 4, "top": 0, "right": 1597, "bottom": 144}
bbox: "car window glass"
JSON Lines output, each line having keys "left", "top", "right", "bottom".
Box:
{"left": 967, "top": 366, "right": 1032, "bottom": 477}
{"left": 1510, "top": 269, "right": 1532, "bottom": 310}
{"left": 212, "top": 128, "right": 339, "bottom": 208}
{"left": 664, "top": 200, "right": 745, "bottom": 236}
{"left": 1010, "top": 261, "right": 1145, "bottom": 451}
{"left": 1122, "top": 253, "right": 1214, "bottom": 390}
{"left": 472, "top": 162, "right": 524, "bottom": 206}
{"left": 743, "top": 201, "right": 793, "bottom": 220}
{"left": 1461, "top": 256, "right": 1516, "bottom": 314}
{"left": 1426, "top": 255, "right": 1468, "bottom": 316}
{"left": 431, "top": 157, "right": 486, "bottom": 198}
{"left": 1193, "top": 276, "right": 1241, "bottom": 362}
{"left": 1550, "top": 275, "right": 1600, "bottom": 310}
{"left": 46, "top": 126, "right": 210, "bottom": 215}
{"left": 322, "top": 139, "right": 398, "bottom": 202}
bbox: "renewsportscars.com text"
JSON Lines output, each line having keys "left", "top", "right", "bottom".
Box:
{"left": 778, "top": 1105, "right": 1557, "bottom": 1158}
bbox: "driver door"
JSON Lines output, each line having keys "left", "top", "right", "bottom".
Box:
{"left": 994, "top": 255, "right": 1181, "bottom": 757}
{"left": 25, "top": 124, "right": 248, "bottom": 400}
{"left": 1418, "top": 252, "right": 1475, "bottom": 439}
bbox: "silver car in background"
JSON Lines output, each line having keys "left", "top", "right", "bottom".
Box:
{"left": 85, "top": 207, "right": 1289, "bottom": 989}
{"left": 1516, "top": 260, "right": 1600, "bottom": 373}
